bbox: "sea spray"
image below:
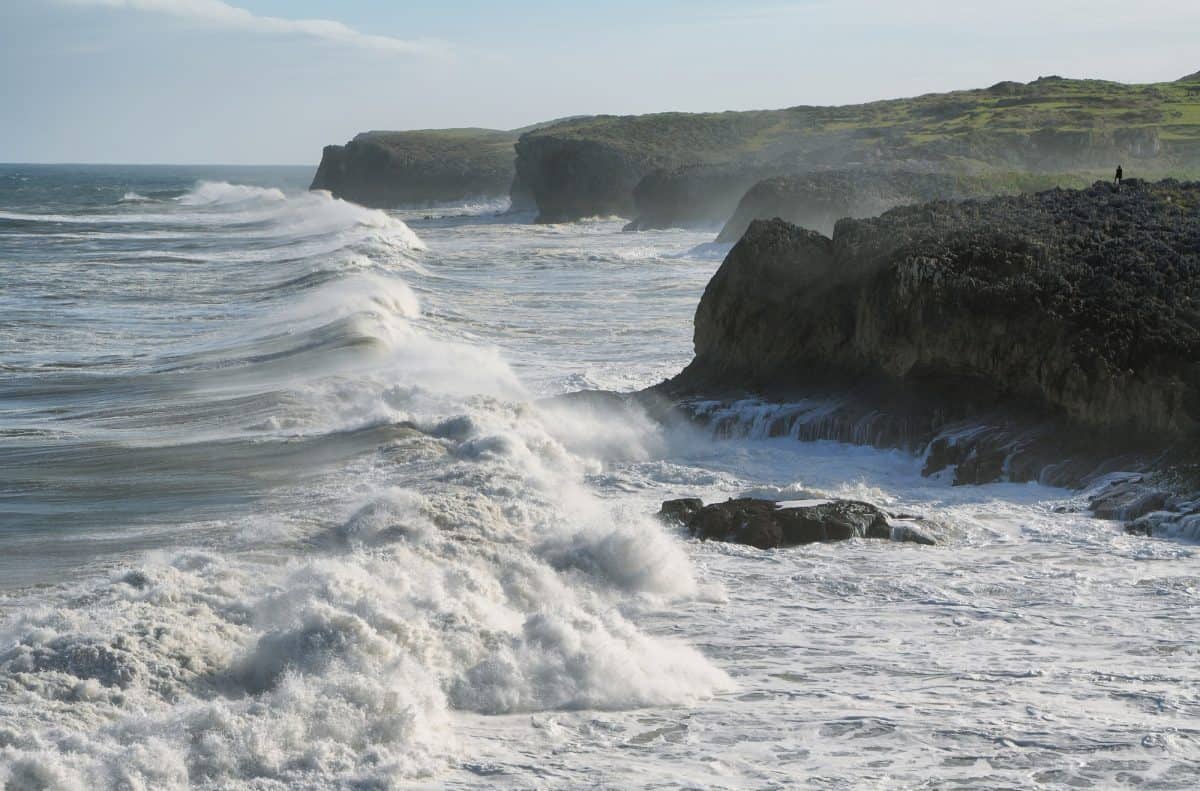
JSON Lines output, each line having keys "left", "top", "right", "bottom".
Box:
{"left": 0, "top": 180, "right": 729, "bottom": 786}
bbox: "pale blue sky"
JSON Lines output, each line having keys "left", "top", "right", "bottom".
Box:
{"left": 1, "top": 0, "right": 1197, "bottom": 165}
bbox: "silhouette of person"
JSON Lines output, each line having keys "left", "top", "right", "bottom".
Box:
{"left": 1115, "top": 165, "right": 1124, "bottom": 189}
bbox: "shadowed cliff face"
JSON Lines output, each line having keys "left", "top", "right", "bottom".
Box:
{"left": 674, "top": 180, "right": 1200, "bottom": 440}
{"left": 714, "top": 170, "right": 1038, "bottom": 243}
{"left": 513, "top": 136, "right": 666, "bottom": 223}
{"left": 624, "top": 163, "right": 786, "bottom": 232}
{"left": 310, "top": 130, "right": 517, "bottom": 208}
{"left": 513, "top": 76, "right": 1200, "bottom": 225}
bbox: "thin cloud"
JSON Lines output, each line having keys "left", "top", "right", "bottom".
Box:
{"left": 65, "top": 0, "right": 449, "bottom": 56}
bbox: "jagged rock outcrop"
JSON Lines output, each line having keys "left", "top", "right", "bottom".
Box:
{"left": 716, "top": 170, "right": 1015, "bottom": 243}
{"left": 624, "top": 163, "right": 786, "bottom": 232}
{"left": 310, "top": 129, "right": 517, "bottom": 208}
{"left": 657, "top": 497, "right": 934, "bottom": 549}
{"left": 667, "top": 180, "right": 1200, "bottom": 458}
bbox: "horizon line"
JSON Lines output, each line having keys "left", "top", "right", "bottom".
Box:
{"left": 0, "top": 161, "right": 317, "bottom": 168}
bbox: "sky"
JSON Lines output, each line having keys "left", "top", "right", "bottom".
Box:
{"left": 1, "top": 0, "right": 1198, "bottom": 165}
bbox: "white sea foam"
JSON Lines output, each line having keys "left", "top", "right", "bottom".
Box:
{"left": 0, "top": 384, "right": 730, "bottom": 786}
{"left": 5, "top": 180, "right": 1200, "bottom": 789}
{"left": 177, "top": 180, "right": 287, "bottom": 206}
{"left": 0, "top": 222, "right": 730, "bottom": 785}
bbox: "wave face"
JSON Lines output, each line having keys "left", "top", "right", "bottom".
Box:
{"left": 3, "top": 165, "right": 1199, "bottom": 789}
{"left": 0, "top": 166, "right": 726, "bottom": 787}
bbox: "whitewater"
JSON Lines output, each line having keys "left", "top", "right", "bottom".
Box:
{"left": 0, "top": 165, "right": 1197, "bottom": 790}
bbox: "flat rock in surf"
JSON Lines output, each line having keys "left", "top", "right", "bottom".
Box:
{"left": 659, "top": 497, "right": 935, "bottom": 549}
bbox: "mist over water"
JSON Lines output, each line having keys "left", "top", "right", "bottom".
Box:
{"left": 1, "top": 166, "right": 1198, "bottom": 789}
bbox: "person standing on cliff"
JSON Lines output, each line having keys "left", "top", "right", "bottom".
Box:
{"left": 1114, "top": 164, "right": 1124, "bottom": 190}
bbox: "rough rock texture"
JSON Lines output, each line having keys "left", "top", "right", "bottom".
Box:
{"left": 507, "top": 172, "right": 536, "bottom": 214}
{"left": 514, "top": 76, "right": 1200, "bottom": 223}
{"left": 715, "top": 170, "right": 1038, "bottom": 243}
{"left": 672, "top": 180, "right": 1200, "bottom": 441}
{"left": 624, "top": 163, "right": 785, "bottom": 231}
{"left": 310, "top": 129, "right": 517, "bottom": 208}
{"left": 513, "top": 134, "right": 670, "bottom": 223}
{"left": 658, "top": 498, "right": 934, "bottom": 549}
{"left": 1089, "top": 477, "right": 1172, "bottom": 521}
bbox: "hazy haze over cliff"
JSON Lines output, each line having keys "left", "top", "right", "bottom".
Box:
{"left": 2, "top": 0, "right": 1198, "bottom": 163}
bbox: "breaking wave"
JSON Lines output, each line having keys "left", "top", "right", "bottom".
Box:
{"left": 0, "top": 178, "right": 728, "bottom": 788}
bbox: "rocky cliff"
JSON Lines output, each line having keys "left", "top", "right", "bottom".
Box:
{"left": 624, "top": 163, "right": 785, "bottom": 231}
{"left": 668, "top": 180, "right": 1200, "bottom": 451}
{"left": 310, "top": 129, "right": 517, "bottom": 208}
{"left": 512, "top": 134, "right": 666, "bottom": 223}
{"left": 714, "top": 170, "right": 1085, "bottom": 243}
{"left": 515, "top": 76, "right": 1200, "bottom": 224}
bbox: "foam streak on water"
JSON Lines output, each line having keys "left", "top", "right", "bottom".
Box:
{"left": 1, "top": 165, "right": 1198, "bottom": 789}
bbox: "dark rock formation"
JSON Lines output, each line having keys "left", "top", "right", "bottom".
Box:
{"left": 513, "top": 133, "right": 671, "bottom": 223}
{"left": 507, "top": 172, "right": 536, "bottom": 214}
{"left": 1089, "top": 477, "right": 1171, "bottom": 522}
{"left": 659, "top": 497, "right": 703, "bottom": 525}
{"left": 624, "top": 163, "right": 785, "bottom": 232}
{"left": 657, "top": 180, "right": 1200, "bottom": 493}
{"left": 310, "top": 129, "right": 517, "bottom": 208}
{"left": 1123, "top": 499, "right": 1200, "bottom": 538}
{"left": 716, "top": 170, "right": 1021, "bottom": 243}
{"left": 673, "top": 180, "right": 1200, "bottom": 439}
{"left": 658, "top": 497, "right": 934, "bottom": 549}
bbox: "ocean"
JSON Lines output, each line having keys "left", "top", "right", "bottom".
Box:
{"left": 1, "top": 165, "right": 1197, "bottom": 789}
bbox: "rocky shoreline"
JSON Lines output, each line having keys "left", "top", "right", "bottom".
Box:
{"left": 653, "top": 178, "right": 1200, "bottom": 534}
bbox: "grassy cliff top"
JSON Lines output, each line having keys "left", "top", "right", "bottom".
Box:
{"left": 347, "top": 116, "right": 597, "bottom": 152}
{"left": 520, "top": 75, "right": 1200, "bottom": 169}
{"left": 354, "top": 128, "right": 516, "bottom": 144}
{"left": 345, "top": 128, "right": 519, "bottom": 166}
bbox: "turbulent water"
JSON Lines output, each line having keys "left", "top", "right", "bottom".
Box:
{"left": 1, "top": 165, "right": 1197, "bottom": 790}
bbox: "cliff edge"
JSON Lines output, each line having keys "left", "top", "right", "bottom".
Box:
{"left": 310, "top": 128, "right": 518, "bottom": 208}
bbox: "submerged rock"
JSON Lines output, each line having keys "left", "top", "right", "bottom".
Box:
{"left": 658, "top": 497, "right": 934, "bottom": 549}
